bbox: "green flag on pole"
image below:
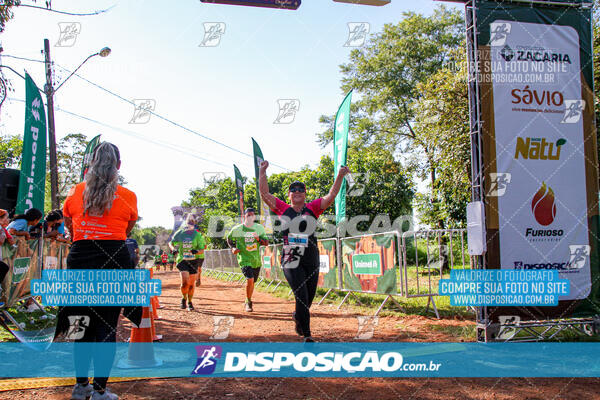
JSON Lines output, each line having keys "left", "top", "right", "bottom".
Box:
{"left": 333, "top": 90, "right": 352, "bottom": 225}
{"left": 233, "top": 164, "right": 245, "bottom": 219}
{"left": 252, "top": 138, "right": 273, "bottom": 233}
{"left": 16, "top": 73, "right": 47, "bottom": 214}
{"left": 80, "top": 134, "right": 101, "bottom": 181}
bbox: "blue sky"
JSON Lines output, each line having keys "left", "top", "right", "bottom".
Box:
{"left": 0, "top": 0, "right": 462, "bottom": 228}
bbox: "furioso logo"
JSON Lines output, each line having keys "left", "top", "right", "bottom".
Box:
{"left": 531, "top": 182, "right": 556, "bottom": 226}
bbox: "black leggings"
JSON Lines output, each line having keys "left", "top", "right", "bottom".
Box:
{"left": 283, "top": 261, "right": 319, "bottom": 337}
{"left": 74, "top": 307, "right": 121, "bottom": 390}
{"left": 64, "top": 240, "right": 132, "bottom": 390}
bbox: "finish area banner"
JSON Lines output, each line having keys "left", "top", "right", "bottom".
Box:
{"left": 476, "top": 1, "right": 598, "bottom": 319}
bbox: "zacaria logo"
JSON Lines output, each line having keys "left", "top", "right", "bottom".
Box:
{"left": 531, "top": 182, "right": 556, "bottom": 226}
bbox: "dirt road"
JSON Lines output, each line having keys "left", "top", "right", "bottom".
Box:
{"left": 3, "top": 271, "right": 598, "bottom": 400}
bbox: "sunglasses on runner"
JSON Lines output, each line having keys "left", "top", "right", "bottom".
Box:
{"left": 289, "top": 187, "right": 305, "bottom": 193}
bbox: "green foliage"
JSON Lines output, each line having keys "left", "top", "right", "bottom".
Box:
{"left": 0, "top": 0, "right": 18, "bottom": 32}
{"left": 43, "top": 133, "right": 87, "bottom": 212}
{"left": 184, "top": 177, "right": 240, "bottom": 248}
{"left": 129, "top": 225, "right": 171, "bottom": 246}
{"left": 0, "top": 133, "right": 23, "bottom": 169}
{"left": 318, "top": 6, "right": 465, "bottom": 228}
{"left": 412, "top": 49, "right": 471, "bottom": 227}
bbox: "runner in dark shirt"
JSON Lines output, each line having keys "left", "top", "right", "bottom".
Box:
{"left": 125, "top": 237, "right": 140, "bottom": 267}
{"left": 258, "top": 160, "right": 349, "bottom": 342}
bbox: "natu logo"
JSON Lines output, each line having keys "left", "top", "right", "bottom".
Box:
{"left": 514, "top": 138, "right": 566, "bottom": 161}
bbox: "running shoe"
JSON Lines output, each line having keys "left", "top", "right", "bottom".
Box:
{"left": 292, "top": 312, "right": 303, "bottom": 336}
{"left": 180, "top": 298, "right": 186, "bottom": 309}
{"left": 187, "top": 302, "right": 195, "bottom": 311}
{"left": 91, "top": 388, "right": 118, "bottom": 400}
{"left": 71, "top": 382, "right": 93, "bottom": 400}
{"left": 304, "top": 336, "right": 316, "bottom": 343}
{"left": 245, "top": 300, "right": 253, "bottom": 312}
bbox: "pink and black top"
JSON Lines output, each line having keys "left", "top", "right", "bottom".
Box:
{"left": 271, "top": 197, "right": 324, "bottom": 247}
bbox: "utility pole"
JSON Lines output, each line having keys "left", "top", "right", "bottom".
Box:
{"left": 43, "top": 38, "right": 59, "bottom": 210}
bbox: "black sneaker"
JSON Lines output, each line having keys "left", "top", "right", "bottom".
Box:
{"left": 293, "top": 312, "right": 303, "bottom": 337}
{"left": 188, "top": 302, "right": 195, "bottom": 311}
{"left": 304, "top": 336, "right": 316, "bottom": 343}
{"left": 180, "top": 298, "right": 186, "bottom": 309}
{"left": 245, "top": 300, "right": 253, "bottom": 312}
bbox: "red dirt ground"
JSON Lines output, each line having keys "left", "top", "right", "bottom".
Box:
{"left": 2, "top": 270, "right": 599, "bottom": 399}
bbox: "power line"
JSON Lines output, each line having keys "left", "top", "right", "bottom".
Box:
{"left": 53, "top": 63, "right": 291, "bottom": 171}
{"left": 6, "top": 96, "right": 241, "bottom": 170}
{"left": 0, "top": 57, "right": 292, "bottom": 171}
{"left": 1, "top": 54, "right": 45, "bottom": 63}
{"left": 16, "top": 3, "right": 116, "bottom": 17}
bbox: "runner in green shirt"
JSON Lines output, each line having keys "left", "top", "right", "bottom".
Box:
{"left": 168, "top": 215, "right": 207, "bottom": 311}
{"left": 153, "top": 253, "right": 161, "bottom": 271}
{"left": 226, "top": 208, "right": 269, "bottom": 312}
{"left": 167, "top": 251, "right": 175, "bottom": 271}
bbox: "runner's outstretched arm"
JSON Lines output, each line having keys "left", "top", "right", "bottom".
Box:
{"left": 126, "top": 220, "right": 136, "bottom": 236}
{"left": 258, "top": 160, "right": 277, "bottom": 211}
{"left": 320, "top": 166, "right": 350, "bottom": 210}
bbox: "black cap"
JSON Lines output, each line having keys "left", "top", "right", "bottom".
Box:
{"left": 288, "top": 181, "right": 306, "bottom": 191}
{"left": 244, "top": 208, "right": 256, "bottom": 214}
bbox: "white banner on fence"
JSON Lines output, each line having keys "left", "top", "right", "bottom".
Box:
{"left": 491, "top": 20, "right": 590, "bottom": 300}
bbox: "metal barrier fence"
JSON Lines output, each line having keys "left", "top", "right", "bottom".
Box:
{"left": 400, "top": 229, "right": 472, "bottom": 317}
{"left": 202, "top": 229, "right": 471, "bottom": 318}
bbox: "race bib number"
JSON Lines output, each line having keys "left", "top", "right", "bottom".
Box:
{"left": 288, "top": 233, "right": 308, "bottom": 247}
{"left": 183, "top": 252, "right": 194, "bottom": 260}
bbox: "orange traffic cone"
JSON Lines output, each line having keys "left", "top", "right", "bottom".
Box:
{"left": 116, "top": 305, "right": 162, "bottom": 368}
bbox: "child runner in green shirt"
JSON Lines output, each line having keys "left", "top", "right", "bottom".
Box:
{"left": 226, "top": 208, "right": 269, "bottom": 312}
{"left": 169, "top": 216, "right": 207, "bottom": 311}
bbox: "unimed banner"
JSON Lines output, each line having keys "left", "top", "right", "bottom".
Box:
{"left": 341, "top": 234, "right": 397, "bottom": 294}
{"left": 317, "top": 239, "right": 338, "bottom": 289}
{"left": 0, "top": 238, "right": 41, "bottom": 307}
{"left": 261, "top": 245, "right": 276, "bottom": 280}
{"left": 476, "top": 1, "right": 598, "bottom": 319}
{"left": 16, "top": 73, "right": 47, "bottom": 214}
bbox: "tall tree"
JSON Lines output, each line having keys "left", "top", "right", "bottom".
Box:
{"left": 318, "top": 6, "right": 464, "bottom": 228}
{"left": 412, "top": 47, "right": 470, "bottom": 227}
{"left": 0, "top": 133, "right": 23, "bottom": 168}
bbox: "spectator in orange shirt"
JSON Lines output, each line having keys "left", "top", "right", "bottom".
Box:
{"left": 58, "top": 142, "right": 141, "bottom": 400}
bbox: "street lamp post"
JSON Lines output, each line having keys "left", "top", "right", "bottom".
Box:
{"left": 42, "top": 38, "right": 111, "bottom": 209}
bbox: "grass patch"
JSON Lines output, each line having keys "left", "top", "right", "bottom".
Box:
{"left": 0, "top": 301, "right": 58, "bottom": 343}
{"left": 425, "top": 323, "right": 476, "bottom": 341}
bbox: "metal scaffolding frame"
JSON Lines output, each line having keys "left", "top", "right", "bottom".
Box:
{"left": 465, "top": 0, "right": 598, "bottom": 342}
